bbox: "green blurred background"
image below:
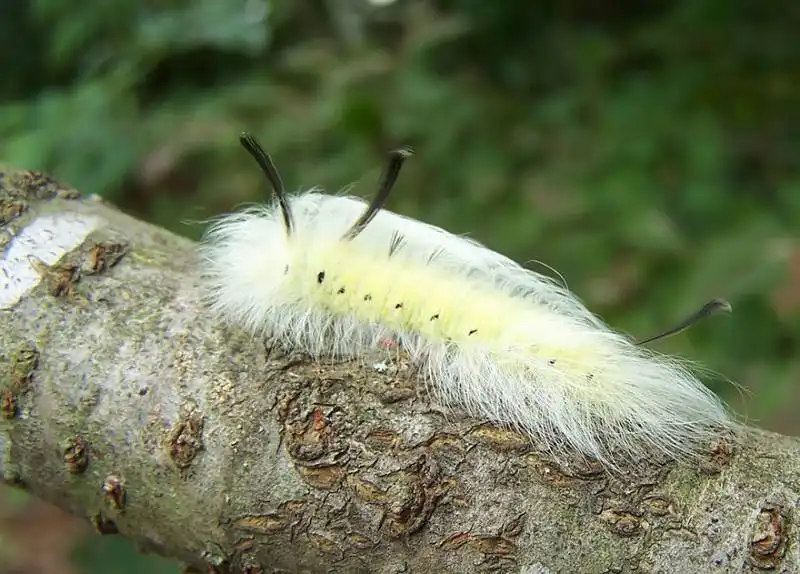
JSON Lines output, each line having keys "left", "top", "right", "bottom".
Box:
{"left": 1, "top": 0, "right": 799, "bottom": 572}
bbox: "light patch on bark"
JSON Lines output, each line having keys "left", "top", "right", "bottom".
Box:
{"left": 0, "top": 214, "right": 98, "bottom": 308}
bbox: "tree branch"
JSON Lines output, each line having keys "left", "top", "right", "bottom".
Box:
{"left": 1, "top": 167, "right": 797, "bottom": 574}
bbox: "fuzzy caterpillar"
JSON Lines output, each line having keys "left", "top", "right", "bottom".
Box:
{"left": 199, "top": 133, "right": 735, "bottom": 469}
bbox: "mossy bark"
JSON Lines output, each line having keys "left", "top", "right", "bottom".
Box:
{"left": 0, "top": 168, "right": 797, "bottom": 573}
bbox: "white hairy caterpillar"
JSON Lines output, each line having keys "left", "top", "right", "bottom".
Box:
{"left": 199, "top": 133, "right": 735, "bottom": 469}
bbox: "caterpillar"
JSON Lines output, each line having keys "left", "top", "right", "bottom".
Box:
{"left": 199, "top": 132, "right": 735, "bottom": 470}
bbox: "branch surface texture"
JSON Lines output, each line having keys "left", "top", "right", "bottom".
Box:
{"left": 0, "top": 168, "right": 797, "bottom": 573}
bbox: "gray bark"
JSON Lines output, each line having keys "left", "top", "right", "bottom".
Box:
{"left": 0, "top": 167, "right": 797, "bottom": 574}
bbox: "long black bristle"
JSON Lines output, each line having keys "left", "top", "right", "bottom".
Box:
{"left": 636, "top": 298, "right": 732, "bottom": 346}
{"left": 239, "top": 132, "right": 294, "bottom": 235}
{"left": 343, "top": 147, "right": 413, "bottom": 240}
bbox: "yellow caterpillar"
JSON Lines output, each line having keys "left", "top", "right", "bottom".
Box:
{"left": 199, "top": 133, "right": 735, "bottom": 469}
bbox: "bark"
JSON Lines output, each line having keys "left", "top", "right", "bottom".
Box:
{"left": 0, "top": 167, "right": 798, "bottom": 574}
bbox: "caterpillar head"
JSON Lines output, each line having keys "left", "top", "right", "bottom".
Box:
{"left": 199, "top": 208, "right": 292, "bottom": 332}
{"left": 204, "top": 133, "right": 412, "bottom": 334}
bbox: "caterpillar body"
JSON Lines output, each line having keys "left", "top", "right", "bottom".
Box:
{"left": 199, "top": 133, "right": 734, "bottom": 469}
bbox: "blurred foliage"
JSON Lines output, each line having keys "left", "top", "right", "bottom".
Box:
{"left": 72, "top": 534, "right": 178, "bottom": 574}
{"left": 1, "top": 0, "right": 800, "bottom": 571}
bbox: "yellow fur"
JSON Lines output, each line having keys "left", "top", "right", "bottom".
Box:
{"left": 294, "top": 239, "right": 601, "bottom": 374}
